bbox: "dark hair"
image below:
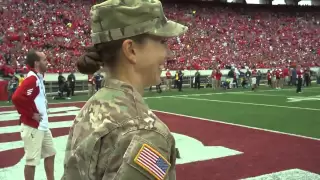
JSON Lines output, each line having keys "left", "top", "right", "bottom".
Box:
{"left": 77, "top": 34, "right": 148, "bottom": 75}
{"left": 25, "top": 50, "right": 40, "bottom": 68}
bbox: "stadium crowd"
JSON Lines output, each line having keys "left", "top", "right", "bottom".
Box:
{"left": 0, "top": 0, "right": 319, "bottom": 76}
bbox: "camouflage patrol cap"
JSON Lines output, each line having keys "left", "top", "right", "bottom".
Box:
{"left": 90, "top": 0, "right": 188, "bottom": 44}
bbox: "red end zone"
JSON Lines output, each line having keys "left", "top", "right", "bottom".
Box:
{"left": 0, "top": 102, "right": 319, "bottom": 180}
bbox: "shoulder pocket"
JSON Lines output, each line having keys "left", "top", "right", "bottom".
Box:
{"left": 121, "top": 135, "right": 171, "bottom": 180}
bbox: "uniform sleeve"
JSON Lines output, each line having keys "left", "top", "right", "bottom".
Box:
{"left": 12, "top": 76, "right": 40, "bottom": 119}
{"left": 102, "top": 130, "right": 176, "bottom": 180}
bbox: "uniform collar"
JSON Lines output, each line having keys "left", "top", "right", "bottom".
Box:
{"left": 104, "top": 78, "right": 143, "bottom": 101}
{"left": 28, "top": 68, "right": 44, "bottom": 79}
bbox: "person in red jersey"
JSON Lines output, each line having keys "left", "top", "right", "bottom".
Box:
{"left": 251, "top": 67, "right": 257, "bottom": 91}
{"left": 267, "top": 70, "right": 272, "bottom": 87}
{"left": 165, "top": 69, "right": 172, "bottom": 91}
{"left": 215, "top": 69, "right": 222, "bottom": 89}
{"left": 11, "top": 50, "right": 55, "bottom": 180}
{"left": 296, "top": 65, "right": 303, "bottom": 93}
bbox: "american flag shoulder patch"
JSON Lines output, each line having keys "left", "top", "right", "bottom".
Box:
{"left": 134, "top": 143, "right": 171, "bottom": 180}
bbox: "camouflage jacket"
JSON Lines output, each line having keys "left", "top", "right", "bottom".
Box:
{"left": 61, "top": 79, "right": 176, "bottom": 180}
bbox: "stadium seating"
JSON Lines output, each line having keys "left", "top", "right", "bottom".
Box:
{"left": 0, "top": 1, "right": 319, "bottom": 73}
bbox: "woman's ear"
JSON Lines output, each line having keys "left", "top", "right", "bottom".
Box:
{"left": 122, "top": 39, "right": 138, "bottom": 64}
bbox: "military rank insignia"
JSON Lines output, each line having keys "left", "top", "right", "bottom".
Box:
{"left": 134, "top": 144, "right": 171, "bottom": 180}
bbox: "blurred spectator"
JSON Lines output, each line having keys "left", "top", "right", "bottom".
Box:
{"left": 7, "top": 76, "right": 18, "bottom": 103}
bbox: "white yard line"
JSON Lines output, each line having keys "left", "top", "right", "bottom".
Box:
{"left": 226, "top": 93, "right": 297, "bottom": 97}
{"left": 153, "top": 110, "right": 320, "bottom": 141}
{"left": 170, "top": 96, "right": 320, "bottom": 112}
{"left": 254, "top": 86, "right": 320, "bottom": 93}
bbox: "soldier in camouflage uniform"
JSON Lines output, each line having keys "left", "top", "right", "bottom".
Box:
{"left": 61, "top": 0, "right": 187, "bottom": 180}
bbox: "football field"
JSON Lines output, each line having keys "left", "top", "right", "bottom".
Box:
{"left": 0, "top": 86, "right": 320, "bottom": 179}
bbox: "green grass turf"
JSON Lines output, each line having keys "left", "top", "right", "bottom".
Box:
{"left": 1, "top": 85, "right": 320, "bottom": 139}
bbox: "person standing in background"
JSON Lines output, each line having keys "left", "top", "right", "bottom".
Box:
{"left": 256, "top": 70, "right": 262, "bottom": 86}
{"left": 67, "top": 71, "right": 76, "bottom": 96}
{"left": 211, "top": 68, "right": 216, "bottom": 89}
{"left": 18, "top": 74, "right": 25, "bottom": 86}
{"left": 267, "top": 70, "right": 272, "bottom": 87}
{"left": 291, "top": 68, "right": 297, "bottom": 86}
{"left": 283, "top": 66, "right": 289, "bottom": 86}
{"left": 280, "top": 69, "right": 285, "bottom": 89}
{"left": 88, "top": 74, "right": 94, "bottom": 96}
{"left": 288, "top": 67, "right": 293, "bottom": 86}
{"left": 304, "top": 67, "right": 311, "bottom": 87}
{"left": 245, "top": 69, "right": 251, "bottom": 87}
{"left": 215, "top": 69, "right": 222, "bottom": 89}
{"left": 165, "top": 69, "right": 172, "bottom": 91}
{"left": 296, "top": 65, "right": 303, "bottom": 93}
{"left": 275, "top": 68, "right": 282, "bottom": 89}
{"left": 12, "top": 50, "right": 55, "bottom": 180}
{"left": 57, "top": 72, "right": 71, "bottom": 99}
{"left": 271, "top": 69, "right": 277, "bottom": 89}
{"left": 174, "top": 70, "right": 179, "bottom": 89}
{"left": 194, "top": 70, "right": 200, "bottom": 90}
{"left": 58, "top": 72, "right": 65, "bottom": 92}
{"left": 178, "top": 70, "right": 183, "bottom": 91}
{"left": 7, "top": 76, "right": 18, "bottom": 103}
{"left": 94, "top": 72, "right": 104, "bottom": 92}
{"left": 251, "top": 67, "right": 257, "bottom": 91}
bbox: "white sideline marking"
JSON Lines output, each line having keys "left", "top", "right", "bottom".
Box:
{"left": 0, "top": 121, "right": 73, "bottom": 134}
{"left": 242, "top": 169, "right": 320, "bottom": 180}
{"left": 226, "top": 92, "right": 292, "bottom": 97}
{"left": 287, "top": 95, "right": 320, "bottom": 102}
{"left": 152, "top": 110, "right": 320, "bottom": 141}
{"left": 170, "top": 96, "right": 320, "bottom": 112}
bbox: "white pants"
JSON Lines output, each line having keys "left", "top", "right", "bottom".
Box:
{"left": 251, "top": 77, "right": 257, "bottom": 85}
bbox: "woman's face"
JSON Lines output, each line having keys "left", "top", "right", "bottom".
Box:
{"left": 134, "top": 36, "right": 169, "bottom": 87}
